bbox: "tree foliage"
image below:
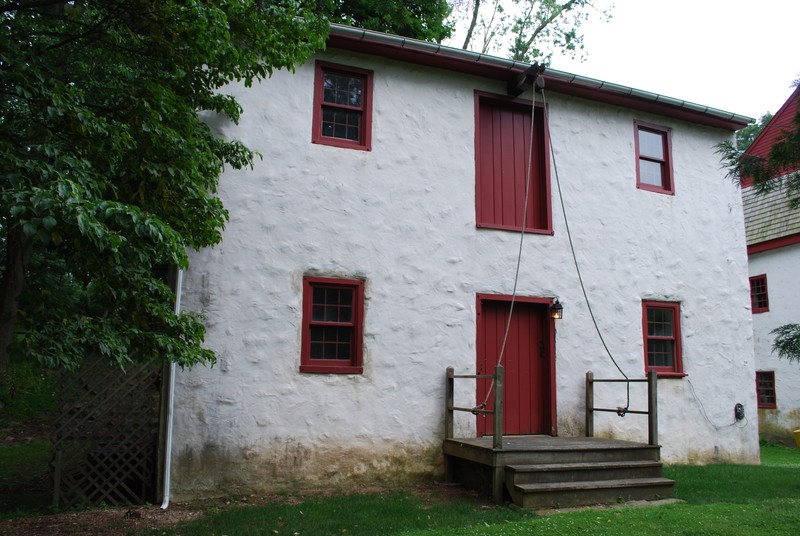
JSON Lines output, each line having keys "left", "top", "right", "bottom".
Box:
{"left": 331, "top": 0, "right": 453, "bottom": 42}
{"left": 717, "top": 97, "right": 800, "bottom": 208}
{"left": 455, "top": 0, "right": 610, "bottom": 63}
{"left": 736, "top": 112, "right": 773, "bottom": 152}
{"left": 772, "top": 324, "right": 800, "bottom": 364}
{"left": 0, "top": 1, "right": 329, "bottom": 372}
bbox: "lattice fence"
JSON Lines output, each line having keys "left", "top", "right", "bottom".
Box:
{"left": 51, "top": 358, "right": 165, "bottom": 508}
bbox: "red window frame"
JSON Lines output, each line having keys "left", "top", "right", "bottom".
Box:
{"left": 312, "top": 61, "right": 373, "bottom": 151}
{"left": 755, "top": 371, "right": 777, "bottom": 409}
{"left": 635, "top": 121, "right": 674, "bottom": 195}
{"left": 300, "top": 277, "right": 364, "bottom": 374}
{"left": 474, "top": 91, "right": 552, "bottom": 234}
{"left": 749, "top": 274, "right": 769, "bottom": 313}
{"left": 642, "top": 301, "right": 684, "bottom": 377}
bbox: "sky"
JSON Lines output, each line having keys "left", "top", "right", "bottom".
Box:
{"left": 446, "top": 0, "right": 799, "bottom": 121}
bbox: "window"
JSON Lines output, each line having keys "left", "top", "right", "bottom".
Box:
{"left": 756, "top": 371, "right": 777, "bottom": 409}
{"left": 475, "top": 92, "right": 551, "bottom": 233}
{"left": 301, "top": 277, "right": 364, "bottom": 374}
{"left": 642, "top": 301, "right": 684, "bottom": 376}
{"left": 749, "top": 274, "right": 769, "bottom": 313}
{"left": 635, "top": 121, "right": 674, "bottom": 194}
{"left": 312, "top": 62, "right": 373, "bottom": 151}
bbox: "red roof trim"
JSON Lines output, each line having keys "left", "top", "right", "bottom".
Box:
{"left": 745, "top": 86, "right": 800, "bottom": 159}
{"left": 747, "top": 232, "right": 800, "bottom": 255}
{"left": 327, "top": 26, "right": 750, "bottom": 131}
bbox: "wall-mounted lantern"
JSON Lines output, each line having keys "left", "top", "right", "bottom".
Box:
{"left": 550, "top": 298, "right": 563, "bottom": 320}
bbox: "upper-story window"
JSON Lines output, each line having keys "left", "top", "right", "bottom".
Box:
{"left": 312, "top": 61, "right": 373, "bottom": 151}
{"left": 635, "top": 121, "right": 674, "bottom": 195}
{"left": 749, "top": 274, "right": 769, "bottom": 313}
{"left": 475, "top": 92, "right": 551, "bottom": 233}
{"left": 642, "top": 301, "right": 684, "bottom": 377}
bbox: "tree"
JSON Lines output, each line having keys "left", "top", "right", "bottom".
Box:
{"left": 736, "top": 112, "right": 773, "bottom": 152}
{"left": 455, "top": 0, "right": 610, "bottom": 63}
{"left": 331, "top": 0, "right": 453, "bottom": 42}
{"left": 717, "top": 85, "right": 800, "bottom": 363}
{"left": 0, "top": 1, "right": 330, "bottom": 372}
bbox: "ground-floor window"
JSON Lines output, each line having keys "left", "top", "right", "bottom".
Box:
{"left": 642, "top": 301, "right": 684, "bottom": 377}
{"left": 756, "top": 370, "right": 777, "bottom": 409}
{"left": 300, "top": 276, "right": 364, "bottom": 374}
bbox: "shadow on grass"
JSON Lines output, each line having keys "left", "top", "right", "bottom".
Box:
{"left": 0, "top": 440, "right": 52, "bottom": 519}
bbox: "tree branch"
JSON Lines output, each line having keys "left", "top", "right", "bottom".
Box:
{"left": 462, "top": 0, "right": 481, "bottom": 49}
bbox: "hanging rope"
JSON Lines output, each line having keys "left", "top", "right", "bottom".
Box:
{"left": 540, "top": 88, "right": 631, "bottom": 413}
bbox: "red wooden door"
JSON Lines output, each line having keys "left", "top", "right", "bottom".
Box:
{"left": 476, "top": 297, "right": 552, "bottom": 436}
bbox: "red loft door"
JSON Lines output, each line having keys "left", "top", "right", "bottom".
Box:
{"left": 476, "top": 296, "right": 554, "bottom": 436}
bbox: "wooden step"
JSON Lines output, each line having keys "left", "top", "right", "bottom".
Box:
{"left": 506, "top": 460, "right": 664, "bottom": 485}
{"left": 509, "top": 477, "right": 675, "bottom": 509}
{"left": 499, "top": 445, "right": 661, "bottom": 465}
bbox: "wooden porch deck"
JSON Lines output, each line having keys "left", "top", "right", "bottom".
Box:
{"left": 443, "top": 435, "right": 674, "bottom": 509}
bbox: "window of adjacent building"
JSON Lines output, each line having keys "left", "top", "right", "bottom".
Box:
{"left": 756, "top": 371, "right": 777, "bottom": 409}
{"left": 300, "top": 277, "right": 364, "bottom": 374}
{"left": 642, "top": 301, "right": 684, "bottom": 376}
{"left": 312, "top": 62, "right": 373, "bottom": 151}
{"left": 635, "top": 121, "right": 674, "bottom": 194}
{"left": 475, "top": 92, "right": 551, "bottom": 233}
{"left": 749, "top": 274, "right": 769, "bottom": 313}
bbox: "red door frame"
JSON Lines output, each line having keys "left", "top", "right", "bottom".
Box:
{"left": 476, "top": 293, "right": 558, "bottom": 436}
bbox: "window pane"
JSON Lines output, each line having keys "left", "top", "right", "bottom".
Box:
{"left": 648, "top": 340, "right": 674, "bottom": 367}
{"left": 323, "top": 73, "right": 362, "bottom": 107}
{"left": 639, "top": 159, "right": 664, "bottom": 186}
{"left": 648, "top": 308, "right": 673, "bottom": 337}
{"left": 311, "top": 286, "right": 354, "bottom": 323}
{"left": 310, "top": 325, "right": 352, "bottom": 360}
{"left": 322, "top": 108, "right": 362, "bottom": 141}
{"left": 639, "top": 129, "right": 664, "bottom": 159}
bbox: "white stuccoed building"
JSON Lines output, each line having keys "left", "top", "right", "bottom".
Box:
{"left": 742, "top": 86, "right": 800, "bottom": 444}
{"left": 168, "top": 24, "right": 760, "bottom": 499}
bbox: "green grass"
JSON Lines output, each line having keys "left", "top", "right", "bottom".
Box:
{"left": 0, "top": 358, "right": 55, "bottom": 424}
{"left": 0, "top": 358, "right": 54, "bottom": 517}
{"left": 157, "top": 492, "right": 535, "bottom": 536}
{"left": 152, "top": 444, "right": 800, "bottom": 536}
{"left": 0, "top": 441, "right": 52, "bottom": 517}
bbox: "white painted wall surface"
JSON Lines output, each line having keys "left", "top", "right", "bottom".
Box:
{"left": 172, "top": 50, "right": 760, "bottom": 498}
{"left": 749, "top": 243, "right": 800, "bottom": 441}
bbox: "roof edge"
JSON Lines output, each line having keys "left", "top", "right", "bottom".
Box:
{"left": 328, "top": 24, "right": 753, "bottom": 130}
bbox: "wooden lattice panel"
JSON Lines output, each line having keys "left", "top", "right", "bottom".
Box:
{"left": 51, "top": 358, "right": 163, "bottom": 508}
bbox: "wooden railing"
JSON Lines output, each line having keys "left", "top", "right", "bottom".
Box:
{"left": 585, "top": 370, "right": 659, "bottom": 446}
{"left": 445, "top": 365, "right": 504, "bottom": 449}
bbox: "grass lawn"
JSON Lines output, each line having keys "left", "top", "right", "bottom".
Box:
{"left": 153, "top": 443, "right": 800, "bottom": 536}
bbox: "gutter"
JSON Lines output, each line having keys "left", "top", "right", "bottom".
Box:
{"left": 160, "top": 268, "right": 183, "bottom": 510}
{"left": 328, "top": 24, "right": 753, "bottom": 130}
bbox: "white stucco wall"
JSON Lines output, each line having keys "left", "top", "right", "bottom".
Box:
{"left": 171, "top": 49, "right": 759, "bottom": 498}
{"left": 749, "top": 243, "right": 800, "bottom": 442}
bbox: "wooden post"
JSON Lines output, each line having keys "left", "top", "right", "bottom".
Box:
{"left": 445, "top": 367, "right": 454, "bottom": 440}
{"left": 585, "top": 371, "right": 594, "bottom": 438}
{"left": 493, "top": 365, "right": 503, "bottom": 450}
{"left": 491, "top": 365, "right": 504, "bottom": 505}
{"left": 53, "top": 449, "right": 61, "bottom": 507}
{"left": 444, "top": 367, "right": 455, "bottom": 483}
{"left": 647, "top": 369, "right": 658, "bottom": 446}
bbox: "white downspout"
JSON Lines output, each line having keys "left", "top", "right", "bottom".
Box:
{"left": 161, "top": 268, "right": 183, "bottom": 510}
